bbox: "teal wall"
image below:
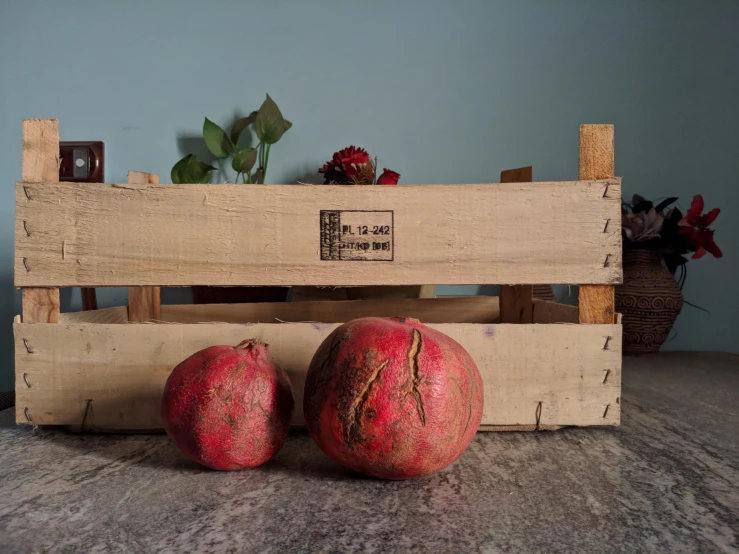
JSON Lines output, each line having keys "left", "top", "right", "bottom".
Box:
{"left": 1, "top": 1, "right": 737, "bottom": 388}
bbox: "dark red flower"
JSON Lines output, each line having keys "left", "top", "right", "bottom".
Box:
{"left": 677, "top": 195, "right": 722, "bottom": 259}
{"left": 376, "top": 168, "right": 400, "bottom": 185}
{"left": 681, "top": 195, "right": 720, "bottom": 227}
{"left": 319, "top": 146, "right": 372, "bottom": 184}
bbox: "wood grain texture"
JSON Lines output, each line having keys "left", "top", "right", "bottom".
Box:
{"left": 126, "top": 171, "right": 162, "bottom": 322}
{"left": 128, "top": 287, "right": 161, "bottom": 323}
{"left": 579, "top": 125, "right": 615, "bottom": 181}
{"left": 500, "top": 285, "right": 534, "bottom": 323}
{"left": 578, "top": 124, "right": 618, "bottom": 323}
{"left": 21, "top": 119, "right": 59, "bottom": 183}
{"left": 579, "top": 286, "right": 616, "bottom": 324}
{"left": 499, "top": 167, "right": 535, "bottom": 322}
{"left": 160, "top": 296, "right": 500, "bottom": 324}
{"left": 19, "top": 119, "right": 61, "bottom": 322}
{"left": 59, "top": 306, "right": 129, "bottom": 324}
{"left": 15, "top": 321, "right": 621, "bottom": 430}
{"left": 15, "top": 180, "right": 622, "bottom": 287}
{"left": 21, "top": 288, "right": 60, "bottom": 324}
{"left": 532, "top": 299, "right": 579, "bottom": 324}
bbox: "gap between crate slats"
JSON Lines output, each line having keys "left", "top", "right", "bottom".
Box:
{"left": 55, "top": 296, "right": 578, "bottom": 326}
{"left": 15, "top": 319, "right": 620, "bottom": 431}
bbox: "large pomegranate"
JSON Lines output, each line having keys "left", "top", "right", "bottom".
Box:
{"left": 161, "top": 339, "right": 294, "bottom": 470}
{"left": 304, "top": 317, "right": 483, "bottom": 479}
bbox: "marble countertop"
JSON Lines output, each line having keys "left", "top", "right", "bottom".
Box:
{"left": 1, "top": 352, "right": 737, "bottom": 553}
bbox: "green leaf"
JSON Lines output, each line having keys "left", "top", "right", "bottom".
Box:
{"left": 171, "top": 154, "right": 193, "bottom": 184}
{"left": 203, "top": 117, "right": 233, "bottom": 159}
{"left": 232, "top": 146, "right": 259, "bottom": 173}
{"left": 172, "top": 154, "right": 215, "bottom": 183}
{"left": 230, "top": 111, "right": 258, "bottom": 144}
{"left": 255, "top": 94, "right": 291, "bottom": 144}
{"left": 185, "top": 156, "right": 216, "bottom": 183}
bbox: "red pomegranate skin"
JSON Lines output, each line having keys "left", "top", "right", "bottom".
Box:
{"left": 161, "top": 340, "right": 294, "bottom": 470}
{"left": 304, "top": 317, "right": 484, "bottom": 479}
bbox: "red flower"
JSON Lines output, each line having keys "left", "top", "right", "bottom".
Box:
{"left": 376, "top": 168, "right": 400, "bottom": 185}
{"left": 677, "top": 195, "right": 722, "bottom": 259}
{"left": 319, "top": 146, "right": 372, "bottom": 184}
{"left": 681, "top": 195, "right": 720, "bottom": 227}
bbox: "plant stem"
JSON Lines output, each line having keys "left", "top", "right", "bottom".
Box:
{"left": 263, "top": 143, "right": 272, "bottom": 183}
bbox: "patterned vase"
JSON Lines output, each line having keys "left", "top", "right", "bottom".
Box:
{"left": 616, "top": 250, "right": 683, "bottom": 355}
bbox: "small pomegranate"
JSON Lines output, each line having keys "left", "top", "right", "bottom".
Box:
{"left": 161, "top": 339, "right": 294, "bottom": 470}
{"left": 304, "top": 317, "right": 483, "bottom": 479}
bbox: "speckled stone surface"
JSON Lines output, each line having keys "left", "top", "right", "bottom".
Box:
{"left": 1, "top": 352, "right": 737, "bottom": 553}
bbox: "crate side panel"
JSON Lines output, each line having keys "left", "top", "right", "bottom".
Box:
{"left": 15, "top": 322, "right": 620, "bottom": 430}
{"left": 15, "top": 180, "right": 621, "bottom": 287}
{"left": 160, "top": 296, "right": 500, "bottom": 324}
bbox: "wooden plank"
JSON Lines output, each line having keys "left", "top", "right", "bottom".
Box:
{"left": 15, "top": 180, "right": 622, "bottom": 287}
{"left": 22, "top": 119, "right": 59, "bottom": 183}
{"left": 126, "top": 171, "right": 162, "bottom": 322}
{"left": 15, "top": 321, "right": 621, "bottom": 430}
{"left": 499, "top": 167, "right": 535, "bottom": 322}
{"left": 59, "top": 306, "right": 129, "bottom": 324}
{"left": 127, "top": 170, "right": 160, "bottom": 185}
{"left": 532, "top": 299, "right": 579, "bottom": 324}
{"left": 81, "top": 288, "right": 98, "bottom": 311}
{"left": 500, "top": 285, "right": 534, "bottom": 323}
{"left": 128, "top": 287, "right": 161, "bottom": 322}
{"left": 579, "top": 286, "right": 616, "bottom": 324}
{"left": 160, "top": 296, "right": 500, "bottom": 324}
{"left": 500, "top": 166, "right": 533, "bottom": 184}
{"left": 22, "top": 289, "right": 60, "bottom": 324}
{"left": 480, "top": 424, "right": 562, "bottom": 432}
{"left": 578, "top": 124, "right": 618, "bottom": 323}
{"left": 19, "top": 119, "right": 61, "bottom": 323}
{"left": 579, "top": 125, "right": 615, "bottom": 181}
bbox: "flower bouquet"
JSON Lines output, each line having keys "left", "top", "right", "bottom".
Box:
{"left": 618, "top": 193, "right": 721, "bottom": 354}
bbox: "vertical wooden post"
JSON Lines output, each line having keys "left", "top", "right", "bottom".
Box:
{"left": 81, "top": 288, "right": 98, "bottom": 311}
{"left": 499, "top": 166, "right": 534, "bottom": 323}
{"left": 499, "top": 165, "right": 556, "bottom": 303}
{"left": 127, "top": 171, "right": 161, "bottom": 323}
{"left": 21, "top": 119, "right": 61, "bottom": 323}
{"left": 578, "top": 124, "right": 616, "bottom": 324}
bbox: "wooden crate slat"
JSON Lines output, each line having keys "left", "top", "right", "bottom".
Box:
{"left": 15, "top": 321, "right": 621, "bottom": 430}
{"left": 532, "top": 299, "right": 579, "bottom": 324}
{"left": 160, "top": 296, "right": 500, "bottom": 324}
{"left": 15, "top": 179, "right": 622, "bottom": 287}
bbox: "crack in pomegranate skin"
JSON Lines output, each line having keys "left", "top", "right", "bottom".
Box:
{"left": 303, "top": 317, "right": 484, "bottom": 479}
{"left": 463, "top": 403, "right": 472, "bottom": 435}
{"left": 345, "top": 358, "right": 390, "bottom": 446}
{"left": 406, "top": 329, "right": 426, "bottom": 426}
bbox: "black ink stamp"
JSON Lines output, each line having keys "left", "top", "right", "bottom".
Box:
{"left": 320, "top": 210, "right": 394, "bottom": 261}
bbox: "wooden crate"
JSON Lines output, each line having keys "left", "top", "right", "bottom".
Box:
{"left": 14, "top": 119, "right": 622, "bottom": 432}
